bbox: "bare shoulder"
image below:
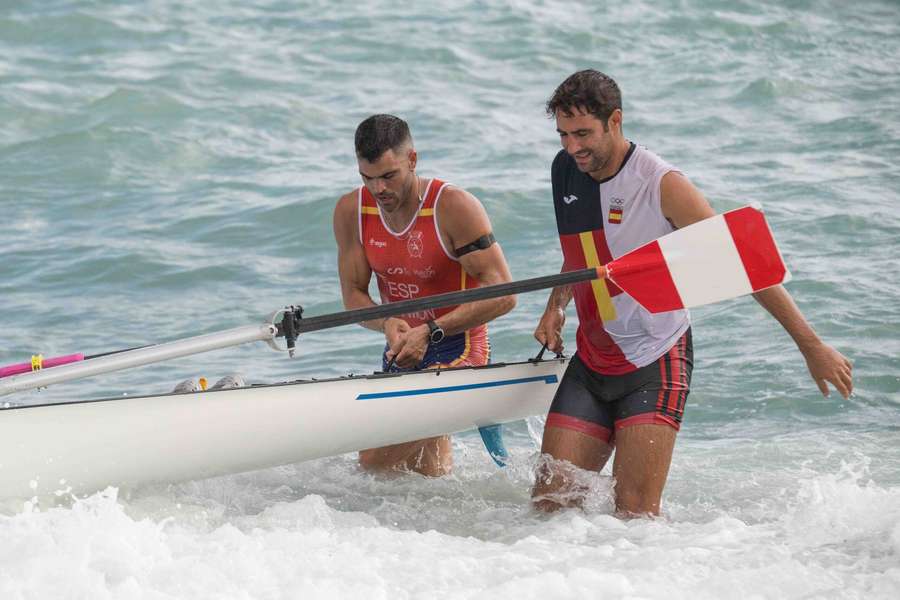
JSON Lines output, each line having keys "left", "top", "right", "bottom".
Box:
{"left": 437, "top": 185, "right": 490, "bottom": 221}
{"left": 333, "top": 189, "right": 360, "bottom": 244}
{"left": 435, "top": 185, "right": 492, "bottom": 247}
{"left": 660, "top": 171, "right": 715, "bottom": 228}
{"left": 334, "top": 189, "right": 358, "bottom": 220}
{"left": 438, "top": 184, "right": 482, "bottom": 208}
{"left": 660, "top": 170, "right": 701, "bottom": 194}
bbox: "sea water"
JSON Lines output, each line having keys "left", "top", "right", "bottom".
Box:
{"left": 1, "top": 1, "right": 899, "bottom": 598}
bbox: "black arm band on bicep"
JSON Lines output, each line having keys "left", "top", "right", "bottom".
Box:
{"left": 454, "top": 232, "right": 496, "bottom": 257}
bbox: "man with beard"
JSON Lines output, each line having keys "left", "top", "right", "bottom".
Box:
{"left": 333, "top": 114, "right": 516, "bottom": 476}
{"left": 532, "top": 70, "right": 853, "bottom": 516}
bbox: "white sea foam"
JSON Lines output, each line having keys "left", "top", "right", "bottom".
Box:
{"left": 2, "top": 438, "right": 898, "bottom": 599}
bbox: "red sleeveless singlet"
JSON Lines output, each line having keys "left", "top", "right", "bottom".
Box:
{"left": 358, "top": 179, "right": 489, "bottom": 367}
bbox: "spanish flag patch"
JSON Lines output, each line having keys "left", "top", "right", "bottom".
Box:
{"left": 608, "top": 207, "right": 623, "bottom": 224}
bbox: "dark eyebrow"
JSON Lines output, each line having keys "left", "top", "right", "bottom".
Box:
{"left": 557, "top": 128, "right": 591, "bottom": 136}
{"left": 359, "top": 169, "right": 398, "bottom": 180}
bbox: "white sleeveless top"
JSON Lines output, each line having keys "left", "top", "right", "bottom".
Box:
{"left": 551, "top": 143, "right": 690, "bottom": 374}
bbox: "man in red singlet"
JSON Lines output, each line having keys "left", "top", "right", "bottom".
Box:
{"left": 333, "top": 114, "right": 516, "bottom": 477}
{"left": 532, "top": 70, "right": 854, "bottom": 516}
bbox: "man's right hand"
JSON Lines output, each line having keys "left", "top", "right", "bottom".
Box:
{"left": 383, "top": 317, "right": 409, "bottom": 349}
{"left": 534, "top": 307, "right": 566, "bottom": 354}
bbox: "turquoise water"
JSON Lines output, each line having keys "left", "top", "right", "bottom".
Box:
{"left": 2, "top": 1, "right": 899, "bottom": 598}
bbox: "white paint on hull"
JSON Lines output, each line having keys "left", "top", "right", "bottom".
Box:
{"left": 0, "top": 359, "right": 567, "bottom": 500}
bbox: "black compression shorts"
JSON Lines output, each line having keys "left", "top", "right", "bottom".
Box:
{"left": 546, "top": 329, "right": 693, "bottom": 445}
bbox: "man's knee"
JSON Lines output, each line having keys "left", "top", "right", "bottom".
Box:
{"left": 613, "top": 474, "right": 666, "bottom": 516}
{"left": 531, "top": 454, "right": 592, "bottom": 512}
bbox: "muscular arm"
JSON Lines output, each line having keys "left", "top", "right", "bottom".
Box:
{"left": 429, "top": 187, "right": 516, "bottom": 335}
{"left": 545, "top": 282, "right": 574, "bottom": 312}
{"left": 333, "top": 192, "right": 395, "bottom": 333}
{"left": 534, "top": 277, "right": 574, "bottom": 354}
{"left": 751, "top": 286, "right": 852, "bottom": 397}
{"left": 660, "top": 171, "right": 853, "bottom": 398}
{"left": 388, "top": 187, "right": 515, "bottom": 368}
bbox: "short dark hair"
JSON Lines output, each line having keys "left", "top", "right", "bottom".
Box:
{"left": 354, "top": 114, "right": 413, "bottom": 162}
{"left": 546, "top": 70, "right": 622, "bottom": 124}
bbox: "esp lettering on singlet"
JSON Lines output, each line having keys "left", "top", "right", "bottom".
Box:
{"left": 551, "top": 143, "right": 690, "bottom": 375}
{"left": 358, "top": 179, "right": 489, "bottom": 367}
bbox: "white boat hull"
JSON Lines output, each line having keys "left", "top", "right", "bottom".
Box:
{"left": 0, "top": 359, "right": 567, "bottom": 500}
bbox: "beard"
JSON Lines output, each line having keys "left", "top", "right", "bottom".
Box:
{"left": 375, "top": 174, "right": 416, "bottom": 212}
{"left": 573, "top": 149, "right": 609, "bottom": 174}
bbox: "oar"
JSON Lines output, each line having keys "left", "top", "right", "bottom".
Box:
{"left": 0, "top": 345, "right": 155, "bottom": 379}
{"left": 0, "top": 354, "right": 86, "bottom": 379}
{"left": 0, "top": 205, "right": 789, "bottom": 397}
{"left": 602, "top": 205, "right": 790, "bottom": 312}
{"left": 0, "top": 267, "right": 604, "bottom": 396}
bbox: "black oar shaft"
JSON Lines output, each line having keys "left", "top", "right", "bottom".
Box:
{"left": 1, "top": 267, "right": 603, "bottom": 396}
{"left": 86, "top": 344, "right": 153, "bottom": 360}
{"left": 295, "top": 267, "right": 601, "bottom": 334}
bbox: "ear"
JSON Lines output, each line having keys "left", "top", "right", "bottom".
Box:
{"left": 608, "top": 109, "right": 623, "bottom": 134}
{"left": 407, "top": 148, "right": 418, "bottom": 171}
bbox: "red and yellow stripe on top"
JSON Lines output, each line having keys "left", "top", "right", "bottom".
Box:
{"left": 577, "top": 231, "right": 617, "bottom": 322}
{"left": 358, "top": 179, "right": 489, "bottom": 367}
{"left": 560, "top": 228, "right": 639, "bottom": 374}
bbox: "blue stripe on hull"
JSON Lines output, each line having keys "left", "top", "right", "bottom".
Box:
{"left": 356, "top": 374, "right": 559, "bottom": 401}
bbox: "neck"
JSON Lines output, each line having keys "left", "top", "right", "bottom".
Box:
{"left": 382, "top": 176, "right": 425, "bottom": 231}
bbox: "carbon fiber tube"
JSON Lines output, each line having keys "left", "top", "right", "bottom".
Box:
{"left": 295, "top": 267, "right": 602, "bottom": 334}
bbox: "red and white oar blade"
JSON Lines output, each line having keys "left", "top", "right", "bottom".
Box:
{"left": 607, "top": 206, "right": 791, "bottom": 313}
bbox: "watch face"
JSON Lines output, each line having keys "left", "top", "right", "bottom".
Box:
{"left": 429, "top": 323, "right": 444, "bottom": 344}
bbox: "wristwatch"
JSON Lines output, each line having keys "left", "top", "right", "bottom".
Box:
{"left": 426, "top": 320, "right": 445, "bottom": 344}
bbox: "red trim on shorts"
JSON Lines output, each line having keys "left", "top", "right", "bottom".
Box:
{"left": 657, "top": 350, "right": 669, "bottom": 414}
{"left": 546, "top": 412, "right": 613, "bottom": 443}
{"left": 615, "top": 412, "right": 681, "bottom": 432}
{"left": 656, "top": 333, "right": 688, "bottom": 418}
{"left": 676, "top": 335, "right": 688, "bottom": 414}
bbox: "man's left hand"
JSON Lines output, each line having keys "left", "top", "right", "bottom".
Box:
{"left": 802, "top": 342, "right": 853, "bottom": 399}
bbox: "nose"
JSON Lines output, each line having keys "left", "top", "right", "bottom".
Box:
{"left": 370, "top": 178, "right": 387, "bottom": 194}
{"left": 562, "top": 136, "right": 580, "bottom": 154}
